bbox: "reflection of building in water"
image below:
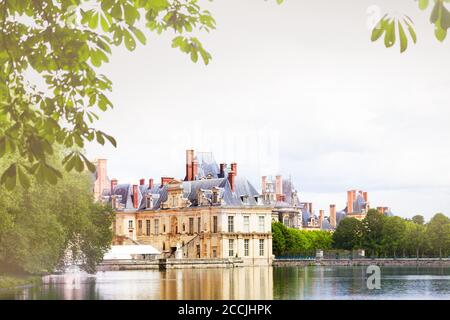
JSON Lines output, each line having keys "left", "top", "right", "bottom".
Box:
{"left": 159, "top": 267, "right": 273, "bottom": 300}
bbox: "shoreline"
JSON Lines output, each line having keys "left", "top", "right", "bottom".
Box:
{"left": 0, "top": 275, "right": 42, "bottom": 291}
{"left": 273, "top": 258, "right": 450, "bottom": 267}
{"left": 97, "top": 258, "right": 450, "bottom": 271}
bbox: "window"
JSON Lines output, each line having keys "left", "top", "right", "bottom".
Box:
{"left": 189, "top": 218, "right": 194, "bottom": 235}
{"left": 228, "top": 216, "right": 234, "bottom": 233}
{"left": 259, "top": 239, "right": 264, "bottom": 256}
{"left": 172, "top": 196, "right": 177, "bottom": 207}
{"left": 228, "top": 239, "right": 234, "bottom": 257}
{"left": 146, "top": 220, "right": 150, "bottom": 236}
{"left": 197, "top": 217, "right": 201, "bottom": 233}
{"left": 244, "top": 239, "right": 249, "bottom": 256}
{"left": 154, "top": 219, "right": 159, "bottom": 234}
{"left": 212, "top": 246, "right": 217, "bottom": 258}
{"left": 163, "top": 224, "right": 166, "bottom": 233}
{"left": 213, "top": 216, "right": 218, "bottom": 233}
{"left": 196, "top": 245, "right": 200, "bottom": 258}
{"left": 128, "top": 220, "right": 133, "bottom": 229}
{"left": 146, "top": 195, "right": 153, "bottom": 209}
{"left": 244, "top": 216, "right": 250, "bottom": 232}
{"left": 258, "top": 216, "right": 265, "bottom": 232}
{"left": 137, "top": 220, "right": 142, "bottom": 236}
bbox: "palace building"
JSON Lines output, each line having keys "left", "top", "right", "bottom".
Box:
{"left": 96, "top": 150, "right": 273, "bottom": 266}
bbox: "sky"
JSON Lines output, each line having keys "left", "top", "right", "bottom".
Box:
{"left": 85, "top": 0, "right": 450, "bottom": 221}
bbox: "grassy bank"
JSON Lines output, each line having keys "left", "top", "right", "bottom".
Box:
{"left": 0, "top": 275, "right": 42, "bottom": 290}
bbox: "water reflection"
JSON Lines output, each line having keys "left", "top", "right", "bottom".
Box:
{"left": 1, "top": 266, "right": 449, "bottom": 300}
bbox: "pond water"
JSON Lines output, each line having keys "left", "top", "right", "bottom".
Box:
{"left": 1, "top": 266, "right": 449, "bottom": 300}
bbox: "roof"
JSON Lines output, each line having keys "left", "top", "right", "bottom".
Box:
{"left": 110, "top": 176, "right": 261, "bottom": 211}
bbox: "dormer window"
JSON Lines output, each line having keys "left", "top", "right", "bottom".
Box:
{"left": 240, "top": 195, "right": 249, "bottom": 205}
{"left": 145, "top": 194, "right": 153, "bottom": 209}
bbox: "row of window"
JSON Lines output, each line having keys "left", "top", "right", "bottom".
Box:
{"left": 227, "top": 216, "right": 265, "bottom": 233}
{"left": 228, "top": 239, "right": 265, "bottom": 257}
{"left": 131, "top": 215, "right": 266, "bottom": 236}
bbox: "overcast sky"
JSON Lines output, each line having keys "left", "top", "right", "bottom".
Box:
{"left": 85, "top": 0, "right": 450, "bottom": 221}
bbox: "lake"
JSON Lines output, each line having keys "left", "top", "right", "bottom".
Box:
{"left": 1, "top": 266, "right": 449, "bottom": 300}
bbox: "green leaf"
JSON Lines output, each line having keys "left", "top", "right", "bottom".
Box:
{"left": 100, "top": 131, "right": 117, "bottom": 147}
{"left": 101, "top": 14, "right": 110, "bottom": 32}
{"left": 89, "top": 12, "right": 99, "bottom": 29}
{"left": 111, "top": 3, "right": 122, "bottom": 20}
{"left": 398, "top": 21, "right": 408, "bottom": 53}
{"left": 384, "top": 20, "right": 396, "bottom": 48}
{"left": 130, "top": 26, "right": 146, "bottom": 45}
{"left": 80, "top": 153, "right": 96, "bottom": 173}
{"left": 435, "top": 25, "right": 447, "bottom": 41}
{"left": 124, "top": 29, "right": 136, "bottom": 51}
{"left": 418, "top": 0, "right": 429, "bottom": 10}
{"left": 404, "top": 19, "right": 417, "bottom": 44}
{"left": 430, "top": 1, "right": 442, "bottom": 24}
{"left": 96, "top": 131, "right": 105, "bottom": 145}
{"left": 74, "top": 154, "right": 85, "bottom": 172}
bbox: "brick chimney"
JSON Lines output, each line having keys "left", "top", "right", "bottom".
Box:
{"left": 185, "top": 149, "right": 194, "bottom": 181}
{"left": 347, "top": 190, "right": 354, "bottom": 214}
{"left": 230, "top": 163, "right": 237, "bottom": 176}
{"left": 363, "top": 191, "right": 368, "bottom": 202}
{"left": 148, "top": 178, "right": 154, "bottom": 189}
{"left": 139, "top": 178, "right": 145, "bottom": 186}
{"left": 110, "top": 178, "right": 118, "bottom": 194}
{"left": 228, "top": 171, "right": 236, "bottom": 192}
{"left": 261, "top": 176, "right": 267, "bottom": 194}
{"left": 94, "top": 159, "right": 108, "bottom": 201}
{"left": 319, "top": 210, "right": 324, "bottom": 227}
{"left": 220, "top": 163, "right": 226, "bottom": 178}
{"left": 330, "top": 204, "right": 336, "bottom": 228}
{"left": 192, "top": 160, "right": 198, "bottom": 180}
{"left": 132, "top": 184, "right": 139, "bottom": 209}
{"left": 275, "top": 175, "right": 283, "bottom": 197}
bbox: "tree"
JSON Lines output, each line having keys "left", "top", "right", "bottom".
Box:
{"left": 361, "top": 209, "right": 386, "bottom": 257}
{"left": 0, "top": 0, "right": 216, "bottom": 190}
{"left": 371, "top": 0, "right": 450, "bottom": 52}
{"left": 412, "top": 215, "right": 425, "bottom": 225}
{"left": 1, "top": 0, "right": 449, "bottom": 191}
{"left": 402, "top": 221, "right": 426, "bottom": 258}
{"left": 425, "top": 213, "right": 450, "bottom": 258}
{"left": 381, "top": 216, "right": 406, "bottom": 257}
{"left": 0, "top": 149, "right": 114, "bottom": 274}
{"left": 271, "top": 222, "right": 286, "bottom": 256}
{"left": 332, "top": 217, "right": 363, "bottom": 251}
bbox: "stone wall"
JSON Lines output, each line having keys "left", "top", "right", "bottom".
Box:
{"left": 273, "top": 258, "right": 450, "bottom": 267}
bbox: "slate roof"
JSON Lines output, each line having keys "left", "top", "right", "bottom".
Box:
{"left": 110, "top": 175, "right": 261, "bottom": 211}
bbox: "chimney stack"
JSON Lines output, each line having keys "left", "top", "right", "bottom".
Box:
{"left": 111, "top": 178, "right": 118, "bottom": 194}
{"left": 261, "top": 176, "right": 267, "bottom": 194}
{"left": 139, "top": 178, "right": 145, "bottom": 186}
{"left": 363, "top": 191, "right": 368, "bottom": 202}
{"left": 228, "top": 171, "right": 236, "bottom": 192}
{"left": 132, "top": 184, "right": 139, "bottom": 209}
{"left": 231, "top": 163, "right": 237, "bottom": 176}
{"left": 185, "top": 149, "right": 194, "bottom": 181}
{"left": 220, "top": 163, "right": 226, "bottom": 178}
{"left": 148, "top": 178, "right": 154, "bottom": 189}
{"left": 275, "top": 175, "right": 283, "bottom": 197}
{"left": 319, "top": 210, "right": 324, "bottom": 227}
{"left": 192, "top": 159, "right": 198, "bottom": 181}
{"left": 330, "top": 204, "right": 336, "bottom": 228}
{"left": 347, "top": 190, "right": 354, "bottom": 214}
